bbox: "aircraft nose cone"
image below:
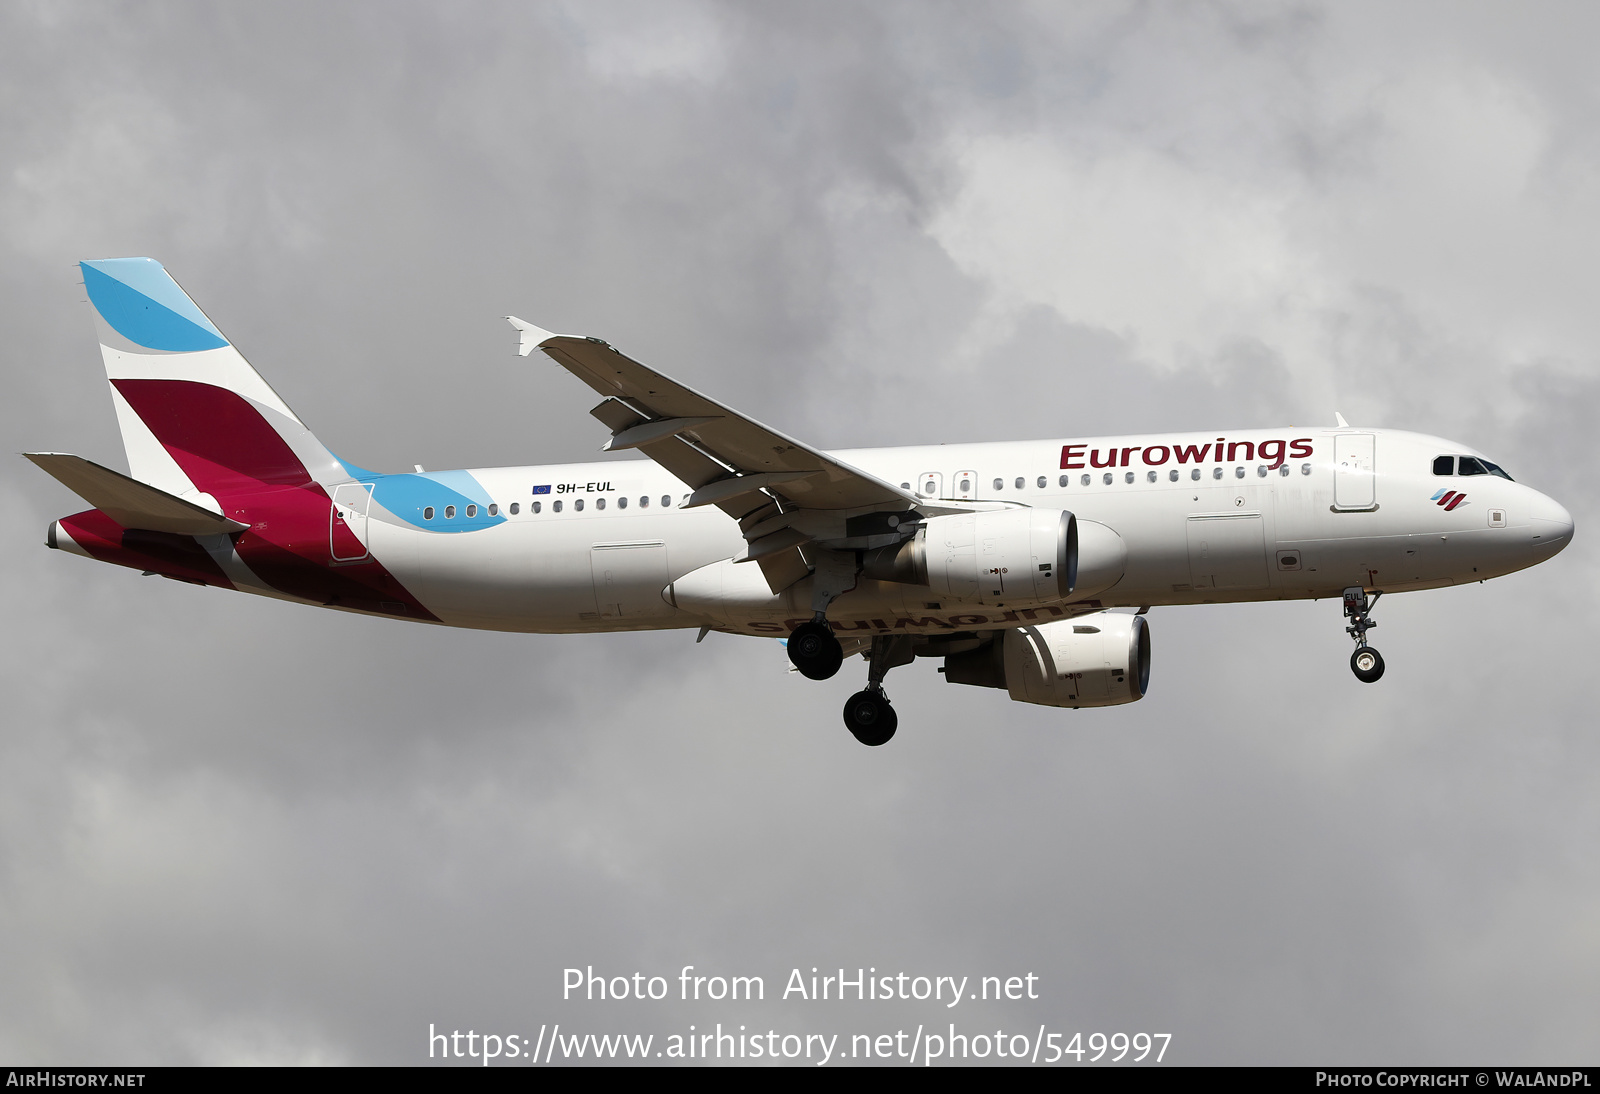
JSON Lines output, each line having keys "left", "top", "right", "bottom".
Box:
{"left": 1528, "top": 493, "right": 1574, "bottom": 556}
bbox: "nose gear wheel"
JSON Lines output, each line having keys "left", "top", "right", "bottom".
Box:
{"left": 1350, "top": 646, "right": 1385, "bottom": 683}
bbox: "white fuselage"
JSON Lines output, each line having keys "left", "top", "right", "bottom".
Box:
{"left": 357, "top": 427, "right": 1573, "bottom": 636}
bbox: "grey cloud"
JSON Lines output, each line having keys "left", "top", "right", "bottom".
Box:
{"left": 1, "top": 0, "right": 1595, "bottom": 1065}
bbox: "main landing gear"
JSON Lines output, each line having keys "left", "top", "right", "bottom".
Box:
{"left": 785, "top": 619, "right": 900, "bottom": 745}
{"left": 843, "top": 635, "right": 914, "bottom": 747}
{"left": 843, "top": 689, "right": 896, "bottom": 747}
{"left": 1342, "top": 587, "right": 1385, "bottom": 684}
{"left": 787, "top": 547, "right": 916, "bottom": 744}
{"left": 786, "top": 619, "right": 844, "bottom": 680}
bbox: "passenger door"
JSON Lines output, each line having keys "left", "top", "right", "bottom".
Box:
{"left": 330, "top": 483, "right": 372, "bottom": 562}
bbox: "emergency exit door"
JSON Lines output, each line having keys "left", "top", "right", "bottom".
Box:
{"left": 1333, "top": 433, "right": 1376, "bottom": 511}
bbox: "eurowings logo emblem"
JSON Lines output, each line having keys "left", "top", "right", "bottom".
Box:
{"left": 1431, "top": 488, "right": 1468, "bottom": 511}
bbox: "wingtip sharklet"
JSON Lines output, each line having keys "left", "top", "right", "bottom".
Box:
{"left": 505, "top": 315, "right": 559, "bottom": 357}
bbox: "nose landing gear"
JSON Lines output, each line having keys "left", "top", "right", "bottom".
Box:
{"left": 1343, "top": 587, "right": 1385, "bottom": 683}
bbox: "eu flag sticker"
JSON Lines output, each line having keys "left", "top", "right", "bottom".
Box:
{"left": 532, "top": 485, "right": 551, "bottom": 495}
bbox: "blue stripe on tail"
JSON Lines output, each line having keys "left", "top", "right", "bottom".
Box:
{"left": 81, "top": 258, "right": 228, "bottom": 352}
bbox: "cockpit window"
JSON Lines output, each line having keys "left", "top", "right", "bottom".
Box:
{"left": 1438, "top": 453, "right": 1513, "bottom": 480}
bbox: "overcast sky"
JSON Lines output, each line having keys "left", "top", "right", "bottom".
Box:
{"left": 3, "top": 0, "right": 1596, "bottom": 1066}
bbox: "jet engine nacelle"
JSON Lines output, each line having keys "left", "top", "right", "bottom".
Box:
{"left": 1070, "top": 519, "right": 1127, "bottom": 600}
{"left": 944, "top": 613, "right": 1151, "bottom": 708}
{"left": 928, "top": 508, "right": 1077, "bottom": 607}
{"left": 866, "top": 508, "right": 1077, "bottom": 608}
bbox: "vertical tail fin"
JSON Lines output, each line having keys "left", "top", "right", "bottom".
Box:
{"left": 81, "top": 258, "right": 346, "bottom": 501}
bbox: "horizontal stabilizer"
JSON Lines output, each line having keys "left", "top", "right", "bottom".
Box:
{"left": 25, "top": 453, "right": 248, "bottom": 535}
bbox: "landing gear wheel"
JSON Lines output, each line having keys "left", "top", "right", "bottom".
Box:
{"left": 1350, "top": 646, "right": 1385, "bottom": 684}
{"left": 843, "top": 690, "right": 897, "bottom": 746}
{"left": 787, "top": 621, "right": 844, "bottom": 680}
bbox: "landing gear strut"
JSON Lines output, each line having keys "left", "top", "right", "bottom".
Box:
{"left": 787, "top": 619, "right": 843, "bottom": 680}
{"left": 843, "top": 635, "right": 914, "bottom": 746}
{"left": 789, "top": 550, "right": 857, "bottom": 681}
{"left": 1342, "top": 587, "right": 1385, "bottom": 683}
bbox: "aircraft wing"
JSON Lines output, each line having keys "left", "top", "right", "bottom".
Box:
{"left": 509, "top": 318, "right": 923, "bottom": 594}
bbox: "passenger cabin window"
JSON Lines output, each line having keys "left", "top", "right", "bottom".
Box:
{"left": 575, "top": 499, "right": 585, "bottom": 511}
{"left": 1146, "top": 471, "right": 1156, "bottom": 482}
{"left": 509, "top": 502, "right": 519, "bottom": 514}
{"left": 552, "top": 500, "right": 561, "bottom": 513}
{"left": 1059, "top": 475, "right": 1069, "bottom": 488}
{"left": 445, "top": 505, "right": 456, "bottom": 518}
{"left": 1102, "top": 473, "right": 1113, "bottom": 485}
{"left": 1037, "top": 476, "right": 1047, "bottom": 489}
{"left": 424, "top": 506, "right": 434, "bottom": 520}
{"left": 1433, "top": 456, "right": 1455, "bottom": 475}
{"left": 618, "top": 497, "right": 627, "bottom": 509}
{"left": 640, "top": 496, "right": 649, "bottom": 508}
{"left": 1212, "top": 468, "right": 1223, "bottom": 480}
{"left": 1168, "top": 469, "right": 1179, "bottom": 482}
{"left": 993, "top": 478, "right": 1004, "bottom": 491}
{"left": 531, "top": 501, "right": 540, "bottom": 513}
{"left": 901, "top": 482, "right": 911, "bottom": 490}
{"left": 662, "top": 495, "right": 672, "bottom": 507}
{"left": 1080, "top": 474, "right": 1090, "bottom": 486}
{"left": 488, "top": 504, "right": 498, "bottom": 516}
{"left": 1015, "top": 477, "right": 1025, "bottom": 490}
{"left": 1124, "top": 472, "right": 1135, "bottom": 484}
{"left": 596, "top": 498, "right": 606, "bottom": 510}
{"left": 1191, "top": 469, "right": 1201, "bottom": 481}
{"left": 465, "top": 504, "right": 477, "bottom": 517}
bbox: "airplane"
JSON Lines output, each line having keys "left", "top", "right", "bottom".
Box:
{"left": 30, "top": 258, "right": 1575, "bottom": 746}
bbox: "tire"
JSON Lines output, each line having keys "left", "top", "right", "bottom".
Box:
{"left": 787, "top": 621, "right": 844, "bottom": 680}
{"left": 1350, "top": 646, "right": 1385, "bottom": 684}
{"left": 843, "top": 690, "right": 898, "bottom": 746}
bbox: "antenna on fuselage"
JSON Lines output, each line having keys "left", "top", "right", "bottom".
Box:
{"left": 1335, "top": 412, "right": 1350, "bottom": 428}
